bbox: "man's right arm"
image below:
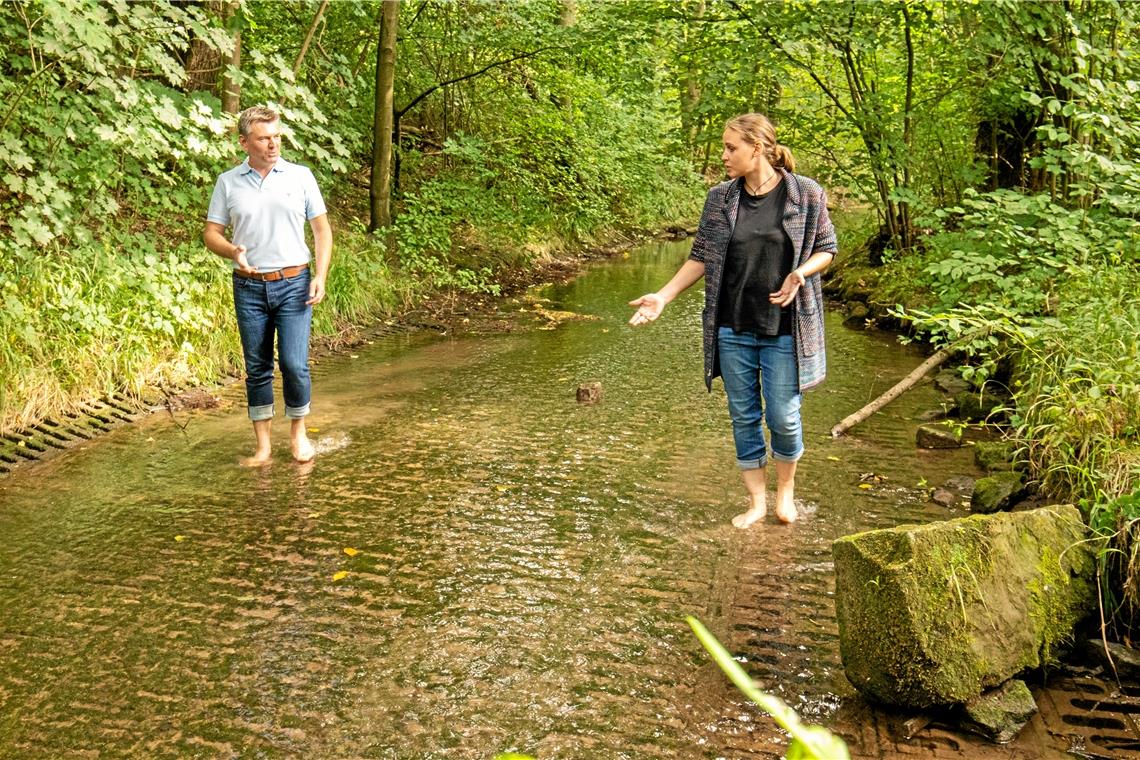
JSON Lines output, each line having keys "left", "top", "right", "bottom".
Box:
{"left": 204, "top": 222, "right": 257, "bottom": 274}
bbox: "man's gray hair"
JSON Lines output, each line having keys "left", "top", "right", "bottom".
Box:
{"left": 238, "top": 106, "right": 280, "bottom": 137}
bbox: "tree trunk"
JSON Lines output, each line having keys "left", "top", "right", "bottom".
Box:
{"left": 294, "top": 0, "right": 329, "bottom": 74}
{"left": 183, "top": 0, "right": 229, "bottom": 93}
{"left": 221, "top": 2, "right": 241, "bottom": 115}
{"left": 369, "top": 0, "right": 399, "bottom": 232}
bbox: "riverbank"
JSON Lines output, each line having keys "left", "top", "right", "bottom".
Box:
{"left": 0, "top": 219, "right": 694, "bottom": 474}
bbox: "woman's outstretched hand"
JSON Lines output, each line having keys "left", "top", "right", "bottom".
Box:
{"left": 628, "top": 293, "right": 665, "bottom": 326}
{"left": 770, "top": 270, "right": 806, "bottom": 307}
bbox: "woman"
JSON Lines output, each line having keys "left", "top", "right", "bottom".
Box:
{"left": 629, "top": 113, "right": 837, "bottom": 527}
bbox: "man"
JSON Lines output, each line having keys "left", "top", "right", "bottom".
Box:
{"left": 204, "top": 106, "right": 332, "bottom": 465}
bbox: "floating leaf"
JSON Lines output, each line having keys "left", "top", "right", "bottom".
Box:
{"left": 343, "top": 547, "right": 358, "bottom": 556}
{"left": 308, "top": 427, "right": 320, "bottom": 433}
{"left": 495, "top": 485, "right": 509, "bottom": 492}
{"left": 826, "top": 455, "right": 841, "bottom": 461}
{"left": 174, "top": 535, "right": 187, "bottom": 542}
{"left": 307, "top": 512, "right": 321, "bottom": 518}
{"left": 858, "top": 483, "right": 873, "bottom": 490}
{"left": 332, "top": 570, "right": 349, "bottom": 581}
{"left": 350, "top": 354, "right": 359, "bottom": 359}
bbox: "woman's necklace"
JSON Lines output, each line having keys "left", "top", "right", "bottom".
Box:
{"left": 745, "top": 171, "right": 779, "bottom": 196}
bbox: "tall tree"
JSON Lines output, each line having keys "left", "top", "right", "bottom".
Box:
{"left": 369, "top": 0, "right": 399, "bottom": 232}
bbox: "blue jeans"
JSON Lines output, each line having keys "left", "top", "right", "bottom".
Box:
{"left": 233, "top": 270, "right": 312, "bottom": 421}
{"left": 717, "top": 327, "right": 804, "bottom": 469}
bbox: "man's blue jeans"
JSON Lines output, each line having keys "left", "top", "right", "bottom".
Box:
{"left": 232, "top": 270, "right": 312, "bottom": 421}
{"left": 717, "top": 327, "right": 804, "bottom": 469}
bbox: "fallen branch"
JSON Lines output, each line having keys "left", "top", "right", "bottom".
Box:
{"left": 831, "top": 345, "right": 956, "bottom": 438}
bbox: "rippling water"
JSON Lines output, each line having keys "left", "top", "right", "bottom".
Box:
{"left": 0, "top": 240, "right": 984, "bottom": 758}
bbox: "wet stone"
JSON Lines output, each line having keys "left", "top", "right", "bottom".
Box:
{"left": 958, "top": 679, "right": 1037, "bottom": 744}
{"left": 1078, "top": 639, "right": 1140, "bottom": 682}
{"left": 974, "top": 440, "right": 1015, "bottom": 472}
{"left": 916, "top": 423, "right": 962, "bottom": 449}
{"left": 576, "top": 382, "right": 603, "bottom": 404}
{"left": 970, "top": 472, "right": 1025, "bottom": 514}
{"left": 954, "top": 390, "right": 1008, "bottom": 423}
{"left": 931, "top": 488, "right": 957, "bottom": 507}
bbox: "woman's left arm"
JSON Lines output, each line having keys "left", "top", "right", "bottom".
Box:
{"left": 769, "top": 250, "right": 833, "bottom": 307}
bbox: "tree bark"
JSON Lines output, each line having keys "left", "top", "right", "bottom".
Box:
{"left": 294, "top": 0, "right": 329, "bottom": 74}
{"left": 221, "top": 2, "right": 241, "bottom": 115}
{"left": 369, "top": 0, "right": 399, "bottom": 232}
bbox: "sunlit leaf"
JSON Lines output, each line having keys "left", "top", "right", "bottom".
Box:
{"left": 332, "top": 570, "right": 349, "bottom": 581}
{"left": 343, "top": 547, "right": 358, "bottom": 556}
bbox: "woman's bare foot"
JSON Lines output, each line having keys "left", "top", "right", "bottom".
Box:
{"left": 732, "top": 495, "right": 767, "bottom": 529}
{"left": 291, "top": 436, "right": 316, "bottom": 463}
{"left": 239, "top": 448, "right": 272, "bottom": 467}
{"left": 775, "top": 491, "right": 797, "bottom": 524}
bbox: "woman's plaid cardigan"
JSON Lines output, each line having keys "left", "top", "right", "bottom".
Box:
{"left": 688, "top": 169, "right": 838, "bottom": 392}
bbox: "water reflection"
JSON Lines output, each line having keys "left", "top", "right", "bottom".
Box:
{"left": 0, "top": 240, "right": 982, "bottom": 758}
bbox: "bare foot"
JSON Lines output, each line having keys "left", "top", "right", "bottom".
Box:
{"left": 775, "top": 494, "right": 797, "bottom": 524}
{"left": 732, "top": 496, "right": 767, "bottom": 529}
{"left": 239, "top": 449, "right": 272, "bottom": 467}
{"left": 291, "top": 437, "right": 316, "bottom": 463}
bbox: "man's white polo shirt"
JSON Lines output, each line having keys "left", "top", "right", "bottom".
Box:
{"left": 207, "top": 158, "right": 327, "bottom": 272}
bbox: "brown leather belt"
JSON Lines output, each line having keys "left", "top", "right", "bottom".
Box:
{"left": 234, "top": 264, "right": 309, "bottom": 282}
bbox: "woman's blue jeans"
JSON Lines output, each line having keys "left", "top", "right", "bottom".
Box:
{"left": 717, "top": 327, "right": 804, "bottom": 469}
{"left": 232, "top": 270, "right": 312, "bottom": 421}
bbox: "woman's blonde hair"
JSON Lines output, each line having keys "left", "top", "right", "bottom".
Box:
{"left": 725, "top": 113, "right": 796, "bottom": 173}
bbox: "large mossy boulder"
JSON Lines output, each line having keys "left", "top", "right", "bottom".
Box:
{"left": 832, "top": 506, "right": 1094, "bottom": 708}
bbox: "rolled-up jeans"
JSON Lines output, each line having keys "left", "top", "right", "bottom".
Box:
{"left": 232, "top": 270, "right": 312, "bottom": 421}
{"left": 717, "top": 327, "right": 804, "bottom": 469}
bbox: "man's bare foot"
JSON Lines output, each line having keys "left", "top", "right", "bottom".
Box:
{"left": 732, "top": 496, "right": 767, "bottom": 529}
{"left": 239, "top": 449, "right": 272, "bottom": 467}
{"left": 291, "top": 437, "right": 316, "bottom": 463}
{"left": 775, "top": 493, "right": 797, "bottom": 524}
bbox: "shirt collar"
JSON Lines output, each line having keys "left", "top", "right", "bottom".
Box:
{"left": 239, "top": 158, "right": 290, "bottom": 175}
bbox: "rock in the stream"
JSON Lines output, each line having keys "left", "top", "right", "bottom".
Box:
{"left": 1078, "top": 639, "right": 1140, "bottom": 682}
{"left": 970, "top": 472, "right": 1025, "bottom": 514}
{"left": 958, "top": 679, "right": 1038, "bottom": 743}
{"left": 931, "top": 488, "right": 958, "bottom": 507}
{"left": 974, "top": 441, "right": 1016, "bottom": 472}
{"left": 833, "top": 505, "right": 1094, "bottom": 707}
{"left": 576, "top": 382, "right": 603, "bottom": 405}
{"left": 917, "top": 423, "right": 963, "bottom": 449}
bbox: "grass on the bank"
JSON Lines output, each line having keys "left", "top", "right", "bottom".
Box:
{"left": 0, "top": 223, "right": 417, "bottom": 434}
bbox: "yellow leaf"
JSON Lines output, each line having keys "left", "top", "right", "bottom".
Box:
{"left": 826, "top": 455, "right": 841, "bottom": 461}
{"left": 350, "top": 354, "right": 359, "bottom": 359}
{"left": 308, "top": 427, "right": 320, "bottom": 433}
{"left": 17, "top": 441, "right": 25, "bottom": 447}
{"left": 495, "top": 485, "right": 509, "bottom": 492}
{"left": 858, "top": 483, "right": 873, "bottom": 490}
{"left": 343, "top": 547, "right": 358, "bottom": 556}
{"left": 601, "top": 328, "right": 610, "bottom": 333}
{"left": 332, "top": 571, "right": 349, "bottom": 581}
{"left": 174, "top": 535, "right": 187, "bottom": 542}
{"left": 307, "top": 512, "right": 321, "bottom": 519}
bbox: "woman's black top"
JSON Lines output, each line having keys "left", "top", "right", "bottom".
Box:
{"left": 716, "top": 177, "right": 795, "bottom": 336}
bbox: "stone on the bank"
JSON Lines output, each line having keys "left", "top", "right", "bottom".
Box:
{"left": 846, "top": 302, "right": 870, "bottom": 321}
{"left": 958, "top": 679, "right": 1038, "bottom": 743}
{"left": 974, "top": 441, "right": 1015, "bottom": 472}
{"left": 917, "top": 423, "right": 962, "bottom": 449}
{"left": 576, "top": 382, "right": 603, "bottom": 404}
{"left": 832, "top": 505, "right": 1094, "bottom": 708}
{"left": 970, "top": 472, "right": 1025, "bottom": 514}
{"left": 934, "top": 369, "right": 970, "bottom": 395}
{"left": 954, "top": 390, "right": 1008, "bottom": 423}
{"left": 1079, "top": 639, "right": 1140, "bottom": 682}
